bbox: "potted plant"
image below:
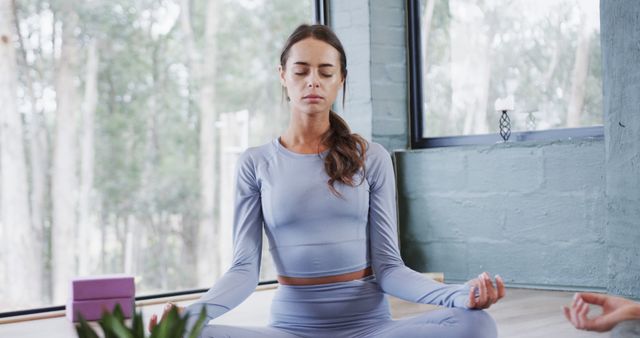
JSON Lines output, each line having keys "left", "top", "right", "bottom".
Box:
{"left": 75, "top": 304, "right": 207, "bottom": 338}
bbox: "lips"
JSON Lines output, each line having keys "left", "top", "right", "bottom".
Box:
{"left": 303, "top": 94, "right": 323, "bottom": 99}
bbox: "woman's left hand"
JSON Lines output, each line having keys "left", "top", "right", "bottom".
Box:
{"left": 466, "top": 272, "right": 506, "bottom": 309}
{"left": 148, "top": 302, "right": 185, "bottom": 333}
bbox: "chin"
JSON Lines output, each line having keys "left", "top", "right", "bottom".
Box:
{"left": 297, "top": 105, "right": 329, "bottom": 116}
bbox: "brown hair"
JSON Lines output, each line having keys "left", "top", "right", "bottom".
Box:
{"left": 280, "top": 24, "right": 368, "bottom": 197}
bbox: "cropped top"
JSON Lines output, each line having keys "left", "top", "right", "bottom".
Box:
{"left": 184, "top": 138, "right": 470, "bottom": 329}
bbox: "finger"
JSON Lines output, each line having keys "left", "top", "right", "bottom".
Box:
{"left": 478, "top": 274, "right": 488, "bottom": 307}
{"left": 568, "top": 298, "right": 580, "bottom": 328}
{"left": 160, "top": 303, "right": 173, "bottom": 322}
{"left": 577, "top": 297, "right": 587, "bottom": 311}
{"left": 571, "top": 296, "right": 583, "bottom": 327}
{"left": 578, "top": 300, "right": 590, "bottom": 323}
{"left": 572, "top": 308, "right": 582, "bottom": 329}
{"left": 495, "top": 275, "right": 506, "bottom": 300}
{"left": 576, "top": 300, "right": 589, "bottom": 329}
{"left": 563, "top": 306, "right": 573, "bottom": 324}
{"left": 564, "top": 305, "right": 579, "bottom": 328}
{"left": 579, "top": 293, "right": 607, "bottom": 306}
{"left": 468, "top": 286, "right": 477, "bottom": 308}
{"left": 571, "top": 293, "right": 580, "bottom": 308}
{"left": 481, "top": 276, "right": 495, "bottom": 306}
{"left": 482, "top": 273, "right": 498, "bottom": 304}
{"left": 148, "top": 314, "right": 157, "bottom": 333}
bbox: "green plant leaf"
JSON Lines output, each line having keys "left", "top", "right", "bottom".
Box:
{"left": 131, "top": 311, "right": 145, "bottom": 337}
{"left": 161, "top": 306, "right": 182, "bottom": 336}
{"left": 149, "top": 310, "right": 169, "bottom": 338}
{"left": 111, "top": 304, "right": 126, "bottom": 323}
{"left": 99, "top": 310, "right": 133, "bottom": 338}
{"left": 98, "top": 313, "right": 117, "bottom": 338}
{"left": 75, "top": 302, "right": 209, "bottom": 338}
{"left": 75, "top": 314, "right": 100, "bottom": 338}
{"left": 97, "top": 304, "right": 137, "bottom": 338}
{"left": 186, "top": 308, "right": 208, "bottom": 338}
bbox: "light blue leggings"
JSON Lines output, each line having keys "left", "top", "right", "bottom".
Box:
{"left": 199, "top": 275, "right": 497, "bottom": 338}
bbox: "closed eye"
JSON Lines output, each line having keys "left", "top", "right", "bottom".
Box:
{"left": 294, "top": 72, "right": 333, "bottom": 77}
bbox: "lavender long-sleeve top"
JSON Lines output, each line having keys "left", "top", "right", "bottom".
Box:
{"left": 184, "top": 138, "right": 470, "bottom": 330}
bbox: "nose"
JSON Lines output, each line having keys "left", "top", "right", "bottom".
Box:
{"left": 307, "top": 73, "right": 320, "bottom": 88}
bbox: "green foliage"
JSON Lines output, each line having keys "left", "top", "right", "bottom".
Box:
{"left": 75, "top": 304, "right": 207, "bottom": 338}
{"left": 11, "top": 0, "right": 309, "bottom": 309}
{"left": 422, "top": 0, "right": 602, "bottom": 137}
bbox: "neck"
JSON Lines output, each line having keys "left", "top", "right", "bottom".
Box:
{"left": 281, "top": 110, "right": 331, "bottom": 153}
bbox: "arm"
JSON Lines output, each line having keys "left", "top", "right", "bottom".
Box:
{"left": 183, "top": 150, "right": 264, "bottom": 334}
{"left": 366, "top": 143, "right": 469, "bottom": 308}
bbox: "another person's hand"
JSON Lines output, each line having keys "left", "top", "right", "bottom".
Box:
{"left": 466, "top": 272, "right": 506, "bottom": 309}
{"left": 563, "top": 292, "right": 640, "bottom": 332}
{"left": 148, "top": 302, "right": 185, "bottom": 333}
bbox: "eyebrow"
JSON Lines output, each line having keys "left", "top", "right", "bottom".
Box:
{"left": 293, "top": 61, "right": 335, "bottom": 68}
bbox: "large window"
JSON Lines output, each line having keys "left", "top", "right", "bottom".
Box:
{"left": 407, "top": 0, "right": 603, "bottom": 147}
{"left": 2, "top": 0, "right": 315, "bottom": 313}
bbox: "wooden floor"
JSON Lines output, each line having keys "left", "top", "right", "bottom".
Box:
{"left": 390, "top": 288, "right": 607, "bottom": 338}
{"left": 0, "top": 287, "right": 608, "bottom": 337}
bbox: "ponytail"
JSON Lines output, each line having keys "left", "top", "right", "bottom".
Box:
{"left": 321, "top": 111, "right": 368, "bottom": 197}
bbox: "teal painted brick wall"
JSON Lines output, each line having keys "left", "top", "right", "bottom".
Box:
{"left": 331, "top": 0, "right": 373, "bottom": 140}
{"left": 331, "top": 0, "right": 408, "bottom": 149}
{"left": 395, "top": 139, "right": 607, "bottom": 290}
{"left": 602, "top": 0, "right": 640, "bottom": 299}
{"left": 369, "top": 0, "right": 408, "bottom": 151}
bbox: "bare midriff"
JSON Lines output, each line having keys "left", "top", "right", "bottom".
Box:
{"left": 277, "top": 266, "right": 373, "bottom": 285}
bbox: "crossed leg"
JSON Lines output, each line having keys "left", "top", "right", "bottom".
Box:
{"left": 198, "top": 324, "right": 303, "bottom": 338}
{"left": 367, "top": 308, "right": 497, "bottom": 338}
{"left": 198, "top": 308, "right": 496, "bottom": 338}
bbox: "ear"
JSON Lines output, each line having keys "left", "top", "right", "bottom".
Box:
{"left": 278, "top": 65, "right": 286, "bottom": 87}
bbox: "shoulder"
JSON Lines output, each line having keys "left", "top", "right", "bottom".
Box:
{"left": 236, "top": 141, "right": 277, "bottom": 174}
{"left": 238, "top": 141, "right": 275, "bottom": 165}
{"left": 365, "top": 141, "right": 389, "bottom": 155}
{"left": 235, "top": 142, "right": 276, "bottom": 188}
{"left": 364, "top": 141, "right": 392, "bottom": 165}
{"left": 362, "top": 141, "right": 394, "bottom": 184}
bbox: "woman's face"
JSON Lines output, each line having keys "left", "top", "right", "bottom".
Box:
{"left": 279, "top": 37, "right": 344, "bottom": 116}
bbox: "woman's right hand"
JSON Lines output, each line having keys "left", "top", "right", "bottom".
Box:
{"left": 148, "top": 302, "right": 185, "bottom": 333}
{"left": 563, "top": 293, "right": 640, "bottom": 332}
{"left": 465, "top": 272, "right": 506, "bottom": 309}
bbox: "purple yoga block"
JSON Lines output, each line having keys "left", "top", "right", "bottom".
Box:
{"left": 66, "top": 297, "right": 135, "bottom": 322}
{"left": 70, "top": 274, "right": 135, "bottom": 300}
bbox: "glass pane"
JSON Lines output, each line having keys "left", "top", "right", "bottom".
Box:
{"left": 4, "top": 0, "right": 312, "bottom": 311}
{"left": 420, "top": 0, "right": 602, "bottom": 138}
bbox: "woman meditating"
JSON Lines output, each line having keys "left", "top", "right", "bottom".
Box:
{"left": 150, "top": 24, "right": 504, "bottom": 337}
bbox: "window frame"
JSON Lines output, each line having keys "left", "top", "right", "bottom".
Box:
{"left": 405, "top": 0, "right": 604, "bottom": 149}
{"left": 0, "top": 0, "right": 327, "bottom": 320}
